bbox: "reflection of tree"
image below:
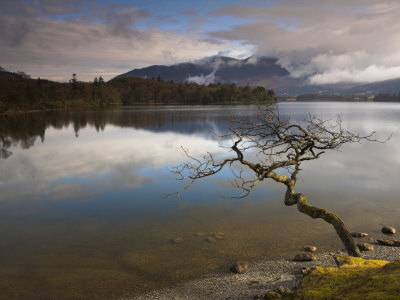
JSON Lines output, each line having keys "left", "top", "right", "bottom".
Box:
{"left": 0, "top": 108, "right": 239, "bottom": 159}
{"left": 0, "top": 112, "right": 46, "bottom": 159}
{"left": 0, "top": 136, "right": 13, "bottom": 159}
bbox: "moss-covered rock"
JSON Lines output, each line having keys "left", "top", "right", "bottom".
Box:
{"left": 294, "top": 256, "right": 400, "bottom": 299}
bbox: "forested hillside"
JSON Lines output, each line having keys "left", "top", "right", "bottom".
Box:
{"left": 0, "top": 71, "right": 275, "bottom": 113}
{"left": 108, "top": 77, "right": 275, "bottom": 105}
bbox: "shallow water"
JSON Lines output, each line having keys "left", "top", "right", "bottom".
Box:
{"left": 0, "top": 103, "right": 399, "bottom": 299}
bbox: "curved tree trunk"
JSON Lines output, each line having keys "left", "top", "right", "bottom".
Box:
{"left": 294, "top": 193, "right": 361, "bottom": 257}
{"left": 281, "top": 177, "right": 361, "bottom": 257}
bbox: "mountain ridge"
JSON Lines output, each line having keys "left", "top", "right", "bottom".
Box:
{"left": 115, "top": 56, "right": 400, "bottom": 96}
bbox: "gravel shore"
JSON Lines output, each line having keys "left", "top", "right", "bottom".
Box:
{"left": 132, "top": 243, "right": 400, "bottom": 300}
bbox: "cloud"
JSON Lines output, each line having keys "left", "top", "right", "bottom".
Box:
{"left": 208, "top": 1, "right": 400, "bottom": 84}
{"left": 187, "top": 70, "right": 216, "bottom": 85}
{"left": 3, "top": 0, "right": 400, "bottom": 84}
{"left": 0, "top": 1, "right": 246, "bottom": 81}
{"left": 0, "top": 16, "right": 30, "bottom": 47}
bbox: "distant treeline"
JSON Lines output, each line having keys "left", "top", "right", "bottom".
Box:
{"left": 296, "top": 94, "right": 369, "bottom": 102}
{"left": 110, "top": 77, "right": 275, "bottom": 105}
{"left": 293, "top": 93, "right": 400, "bottom": 102}
{"left": 374, "top": 93, "right": 400, "bottom": 102}
{"left": 0, "top": 72, "right": 121, "bottom": 112}
{"left": 0, "top": 71, "right": 275, "bottom": 112}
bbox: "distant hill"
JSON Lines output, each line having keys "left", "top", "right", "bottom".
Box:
{"left": 345, "top": 78, "right": 400, "bottom": 95}
{"left": 115, "top": 56, "right": 400, "bottom": 96}
{"left": 115, "top": 56, "right": 290, "bottom": 88}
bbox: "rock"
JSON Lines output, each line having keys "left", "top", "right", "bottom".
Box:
{"left": 263, "top": 291, "right": 281, "bottom": 299}
{"left": 274, "top": 286, "right": 291, "bottom": 296}
{"left": 300, "top": 266, "right": 315, "bottom": 275}
{"left": 172, "top": 237, "right": 183, "bottom": 244}
{"left": 304, "top": 245, "right": 317, "bottom": 252}
{"left": 377, "top": 238, "right": 400, "bottom": 246}
{"left": 357, "top": 243, "right": 374, "bottom": 251}
{"left": 230, "top": 260, "right": 248, "bottom": 274}
{"left": 382, "top": 226, "right": 396, "bottom": 234}
{"left": 206, "top": 237, "right": 217, "bottom": 243}
{"left": 369, "top": 237, "right": 374, "bottom": 241}
{"left": 194, "top": 232, "right": 206, "bottom": 237}
{"left": 351, "top": 232, "right": 368, "bottom": 238}
{"left": 293, "top": 253, "right": 316, "bottom": 262}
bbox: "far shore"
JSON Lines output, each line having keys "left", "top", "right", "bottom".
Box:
{"left": 3, "top": 100, "right": 400, "bottom": 116}
{"left": 132, "top": 243, "right": 400, "bottom": 300}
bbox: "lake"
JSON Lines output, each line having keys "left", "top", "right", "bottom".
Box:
{"left": 0, "top": 102, "right": 399, "bottom": 299}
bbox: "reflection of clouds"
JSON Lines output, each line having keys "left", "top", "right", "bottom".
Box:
{"left": 0, "top": 126, "right": 226, "bottom": 202}
{"left": 1, "top": 103, "right": 399, "bottom": 209}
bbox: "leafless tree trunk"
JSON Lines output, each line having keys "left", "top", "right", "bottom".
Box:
{"left": 171, "top": 105, "right": 387, "bottom": 257}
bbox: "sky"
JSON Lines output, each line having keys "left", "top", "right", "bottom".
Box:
{"left": 1, "top": 0, "right": 400, "bottom": 83}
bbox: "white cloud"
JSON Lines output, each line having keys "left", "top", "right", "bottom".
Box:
{"left": 208, "top": 1, "right": 400, "bottom": 84}
{"left": 187, "top": 70, "right": 216, "bottom": 85}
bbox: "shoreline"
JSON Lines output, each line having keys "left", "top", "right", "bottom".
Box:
{"left": 132, "top": 243, "right": 400, "bottom": 300}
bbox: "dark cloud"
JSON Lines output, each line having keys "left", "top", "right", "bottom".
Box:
{"left": 103, "top": 5, "right": 152, "bottom": 39}
{"left": 0, "top": 17, "right": 30, "bottom": 47}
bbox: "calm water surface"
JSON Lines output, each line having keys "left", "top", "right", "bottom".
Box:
{"left": 0, "top": 103, "right": 399, "bottom": 299}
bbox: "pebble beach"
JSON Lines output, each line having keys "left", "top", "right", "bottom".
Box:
{"left": 132, "top": 243, "right": 400, "bottom": 300}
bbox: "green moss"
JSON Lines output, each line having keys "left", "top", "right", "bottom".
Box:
{"left": 335, "top": 255, "right": 389, "bottom": 268}
{"left": 294, "top": 256, "right": 400, "bottom": 300}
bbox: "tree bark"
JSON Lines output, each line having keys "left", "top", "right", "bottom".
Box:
{"left": 294, "top": 193, "right": 361, "bottom": 257}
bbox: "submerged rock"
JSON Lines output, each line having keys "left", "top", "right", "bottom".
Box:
{"left": 304, "top": 245, "right": 317, "bottom": 252}
{"left": 194, "top": 232, "right": 206, "bottom": 237}
{"left": 293, "top": 253, "right": 316, "bottom": 262}
{"left": 377, "top": 238, "right": 400, "bottom": 246}
{"left": 357, "top": 243, "right": 374, "bottom": 251}
{"left": 230, "top": 260, "right": 248, "bottom": 274}
{"left": 206, "top": 237, "right": 217, "bottom": 243}
{"left": 382, "top": 226, "right": 396, "bottom": 234}
{"left": 351, "top": 232, "right": 368, "bottom": 238}
{"left": 213, "top": 233, "right": 224, "bottom": 240}
{"left": 172, "top": 237, "right": 183, "bottom": 244}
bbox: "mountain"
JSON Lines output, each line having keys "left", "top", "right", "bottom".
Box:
{"left": 0, "top": 66, "right": 7, "bottom": 72}
{"left": 115, "top": 56, "right": 290, "bottom": 88}
{"left": 115, "top": 56, "right": 400, "bottom": 96}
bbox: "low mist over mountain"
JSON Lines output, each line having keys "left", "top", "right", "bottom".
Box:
{"left": 115, "top": 56, "right": 400, "bottom": 96}
{"left": 115, "top": 56, "right": 290, "bottom": 89}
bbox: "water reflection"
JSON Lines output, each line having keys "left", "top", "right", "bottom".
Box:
{"left": 0, "top": 103, "right": 399, "bottom": 299}
{"left": 0, "top": 106, "right": 250, "bottom": 159}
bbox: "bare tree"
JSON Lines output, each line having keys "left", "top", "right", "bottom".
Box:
{"left": 172, "top": 105, "right": 387, "bottom": 257}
